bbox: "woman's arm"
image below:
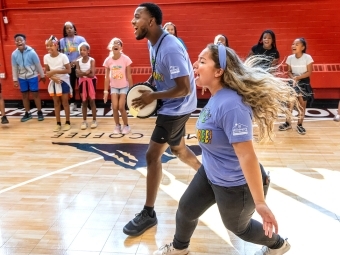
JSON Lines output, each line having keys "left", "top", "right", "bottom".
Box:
{"left": 126, "top": 65, "right": 133, "bottom": 87}
{"left": 233, "top": 140, "right": 278, "bottom": 237}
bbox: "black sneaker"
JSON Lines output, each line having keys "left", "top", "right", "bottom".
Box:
{"left": 1, "top": 116, "right": 9, "bottom": 124}
{"left": 123, "top": 209, "right": 158, "bottom": 236}
{"left": 21, "top": 112, "right": 32, "bottom": 122}
{"left": 296, "top": 125, "right": 306, "bottom": 135}
{"left": 278, "top": 122, "right": 292, "bottom": 131}
{"left": 37, "top": 111, "right": 44, "bottom": 121}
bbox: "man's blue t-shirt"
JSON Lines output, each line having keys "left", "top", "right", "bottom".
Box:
{"left": 148, "top": 32, "right": 197, "bottom": 116}
{"left": 196, "top": 88, "right": 253, "bottom": 187}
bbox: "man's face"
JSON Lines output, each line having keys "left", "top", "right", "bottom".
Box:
{"left": 131, "top": 7, "right": 153, "bottom": 40}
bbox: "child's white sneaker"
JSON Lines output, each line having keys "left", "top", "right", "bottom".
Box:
{"left": 113, "top": 124, "right": 121, "bottom": 134}
{"left": 121, "top": 125, "right": 131, "bottom": 134}
{"left": 81, "top": 121, "right": 88, "bottom": 130}
{"left": 90, "top": 120, "right": 98, "bottom": 129}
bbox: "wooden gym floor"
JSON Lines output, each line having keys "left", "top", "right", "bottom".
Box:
{"left": 0, "top": 108, "right": 339, "bottom": 255}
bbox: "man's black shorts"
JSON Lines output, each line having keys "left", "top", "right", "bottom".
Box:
{"left": 151, "top": 113, "right": 191, "bottom": 146}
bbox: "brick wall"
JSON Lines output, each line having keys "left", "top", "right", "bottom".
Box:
{"left": 1, "top": 0, "right": 339, "bottom": 99}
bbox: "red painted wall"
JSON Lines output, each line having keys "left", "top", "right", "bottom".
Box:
{"left": 1, "top": 0, "right": 340, "bottom": 99}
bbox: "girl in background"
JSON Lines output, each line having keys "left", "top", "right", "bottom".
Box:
{"left": 279, "top": 38, "right": 314, "bottom": 135}
{"left": 214, "top": 34, "right": 229, "bottom": 47}
{"left": 76, "top": 42, "right": 97, "bottom": 130}
{"left": 59, "top": 21, "right": 86, "bottom": 113}
{"left": 44, "top": 35, "right": 72, "bottom": 132}
{"left": 103, "top": 38, "right": 133, "bottom": 135}
{"left": 249, "top": 30, "right": 280, "bottom": 68}
{"left": 163, "top": 22, "right": 187, "bottom": 50}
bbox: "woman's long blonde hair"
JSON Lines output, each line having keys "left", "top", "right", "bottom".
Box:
{"left": 208, "top": 44, "right": 297, "bottom": 142}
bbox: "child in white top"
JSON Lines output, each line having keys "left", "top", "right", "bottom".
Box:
{"left": 103, "top": 38, "right": 133, "bottom": 135}
{"left": 279, "top": 37, "right": 314, "bottom": 135}
{"left": 75, "top": 42, "right": 97, "bottom": 130}
{"left": 43, "top": 35, "right": 72, "bottom": 132}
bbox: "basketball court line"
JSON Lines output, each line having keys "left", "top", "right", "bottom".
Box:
{"left": 0, "top": 155, "right": 103, "bottom": 195}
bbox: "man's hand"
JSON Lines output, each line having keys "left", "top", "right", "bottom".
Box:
{"left": 132, "top": 90, "right": 154, "bottom": 109}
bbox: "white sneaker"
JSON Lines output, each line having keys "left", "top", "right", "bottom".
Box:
{"left": 81, "top": 121, "right": 88, "bottom": 130}
{"left": 70, "top": 103, "right": 76, "bottom": 113}
{"left": 255, "top": 239, "right": 291, "bottom": 255}
{"left": 334, "top": 114, "right": 340, "bottom": 122}
{"left": 90, "top": 120, "right": 98, "bottom": 129}
{"left": 121, "top": 125, "right": 131, "bottom": 134}
{"left": 153, "top": 243, "right": 189, "bottom": 255}
{"left": 113, "top": 124, "right": 121, "bottom": 134}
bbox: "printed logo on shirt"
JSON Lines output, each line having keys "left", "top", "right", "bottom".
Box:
{"left": 152, "top": 71, "right": 164, "bottom": 82}
{"left": 198, "top": 107, "right": 211, "bottom": 123}
{"left": 111, "top": 66, "right": 124, "bottom": 80}
{"left": 232, "top": 123, "right": 248, "bottom": 136}
{"left": 196, "top": 129, "right": 212, "bottom": 144}
{"left": 170, "top": 66, "right": 180, "bottom": 75}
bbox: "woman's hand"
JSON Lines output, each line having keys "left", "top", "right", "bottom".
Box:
{"left": 255, "top": 202, "right": 278, "bottom": 238}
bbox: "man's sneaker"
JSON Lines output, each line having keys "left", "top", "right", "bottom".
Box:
{"left": 81, "top": 121, "right": 88, "bottom": 130}
{"left": 122, "top": 125, "right": 131, "bottom": 134}
{"left": 153, "top": 243, "right": 189, "bottom": 255}
{"left": 278, "top": 122, "right": 292, "bottom": 131}
{"left": 123, "top": 209, "right": 158, "bottom": 236}
{"left": 90, "top": 120, "right": 98, "bottom": 129}
{"left": 21, "top": 112, "right": 32, "bottom": 122}
{"left": 113, "top": 124, "right": 121, "bottom": 134}
{"left": 334, "top": 114, "right": 340, "bottom": 122}
{"left": 1, "top": 116, "right": 9, "bottom": 124}
{"left": 296, "top": 125, "right": 306, "bottom": 135}
{"left": 63, "top": 124, "right": 71, "bottom": 131}
{"left": 54, "top": 124, "right": 61, "bottom": 132}
{"left": 37, "top": 111, "right": 44, "bottom": 121}
{"left": 255, "top": 239, "right": 291, "bottom": 255}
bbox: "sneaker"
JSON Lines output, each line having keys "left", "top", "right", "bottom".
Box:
{"left": 54, "top": 124, "right": 61, "bottom": 132}
{"left": 255, "top": 239, "right": 291, "bottom": 255}
{"left": 122, "top": 125, "right": 131, "bottom": 134}
{"left": 70, "top": 103, "right": 76, "bottom": 113}
{"left": 113, "top": 124, "right": 121, "bottom": 134}
{"left": 81, "top": 121, "right": 88, "bottom": 130}
{"left": 123, "top": 209, "right": 158, "bottom": 236}
{"left": 334, "top": 114, "right": 340, "bottom": 122}
{"left": 278, "top": 122, "right": 292, "bottom": 131}
{"left": 1, "top": 116, "right": 9, "bottom": 124}
{"left": 21, "top": 112, "right": 32, "bottom": 122}
{"left": 296, "top": 125, "right": 306, "bottom": 135}
{"left": 37, "top": 111, "right": 44, "bottom": 121}
{"left": 90, "top": 120, "right": 98, "bottom": 129}
{"left": 153, "top": 243, "right": 189, "bottom": 255}
{"left": 63, "top": 123, "right": 71, "bottom": 131}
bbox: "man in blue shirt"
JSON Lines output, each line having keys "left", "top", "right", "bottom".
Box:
{"left": 124, "top": 2, "right": 201, "bottom": 236}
